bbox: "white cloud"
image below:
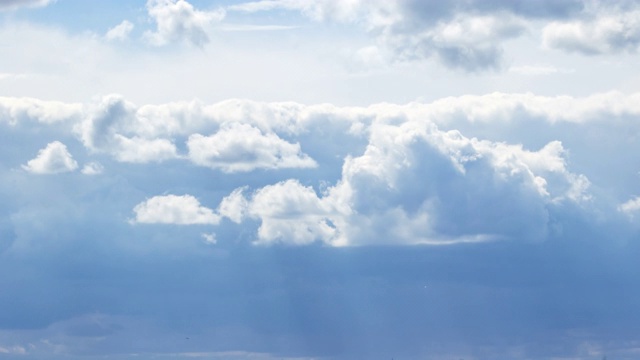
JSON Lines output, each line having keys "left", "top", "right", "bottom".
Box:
{"left": 220, "top": 119, "right": 591, "bottom": 246}
{"left": 132, "top": 194, "right": 220, "bottom": 225}
{"left": 0, "top": 96, "right": 82, "bottom": 125}
{"left": 543, "top": 10, "right": 640, "bottom": 55}
{"left": 81, "top": 161, "right": 104, "bottom": 175}
{"left": 144, "top": 0, "right": 225, "bottom": 47}
{"left": 0, "top": 345, "right": 27, "bottom": 355}
{"left": 76, "top": 95, "right": 178, "bottom": 163}
{"left": 619, "top": 196, "right": 640, "bottom": 216}
{"left": 221, "top": 180, "right": 339, "bottom": 245}
{"left": 105, "top": 20, "right": 134, "bottom": 41}
{"left": 11, "top": 92, "right": 640, "bottom": 247}
{"left": 227, "top": 1, "right": 533, "bottom": 71}
{"left": 187, "top": 123, "right": 317, "bottom": 173}
{"left": 321, "top": 122, "right": 580, "bottom": 245}
{"left": 201, "top": 232, "right": 217, "bottom": 244}
{"left": 111, "top": 135, "right": 178, "bottom": 163}
{"left": 0, "top": 0, "right": 53, "bottom": 10}
{"left": 22, "top": 141, "right": 78, "bottom": 174}
{"left": 218, "top": 187, "right": 248, "bottom": 223}
{"left": 388, "top": 14, "right": 527, "bottom": 71}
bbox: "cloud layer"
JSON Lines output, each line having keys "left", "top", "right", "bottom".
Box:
{"left": 4, "top": 91, "right": 624, "bottom": 247}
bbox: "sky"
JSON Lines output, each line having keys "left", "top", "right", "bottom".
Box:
{"left": 2, "top": 0, "right": 640, "bottom": 359}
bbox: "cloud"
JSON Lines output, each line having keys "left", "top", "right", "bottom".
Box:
{"left": 105, "top": 20, "right": 134, "bottom": 42}
{"left": 227, "top": 0, "right": 582, "bottom": 71}
{"left": 186, "top": 123, "right": 317, "bottom": 173}
{"left": 76, "top": 95, "right": 178, "bottom": 163}
{"left": 217, "top": 123, "right": 590, "bottom": 247}
{"left": 10, "top": 92, "right": 640, "bottom": 247}
{"left": 221, "top": 180, "right": 338, "bottom": 245}
{"left": 22, "top": 141, "right": 78, "bottom": 174}
{"left": 0, "top": 96, "right": 82, "bottom": 125}
{"left": 333, "top": 125, "right": 588, "bottom": 245}
{"left": 389, "top": 13, "right": 527, "bottom": 71}
{"left": 217, "top": 187, "right": 248, "bottom": 223}
{"left": 619, "top": 196, "right": 640, "bottom": 216}
{"left": 543, "top": 10, "right": 640, "bottom": 55}
{"left": 201, "top": 232, "right": 217, "bottom": 244}
{"left": 144, "top": 0, "right": 225, "bottom": 47}
{"left": 0, "top": 0, "right": 53, "bottom": 10}
{"left": 111, "top": 135, "right": 178, "bottom": 163}
{"left": 0, "top": 346, "right": 26, "bottom": 355}
{"left": 132, "top": 194, "right": 220, "bottom": 225}
{"left": 80, "top": 161, "right": 103, "bottom": 175}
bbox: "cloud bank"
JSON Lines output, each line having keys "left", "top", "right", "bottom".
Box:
{"left": 2, "top": 91, "right": 628, "bottom": 247}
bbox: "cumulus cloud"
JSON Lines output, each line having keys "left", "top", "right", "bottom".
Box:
{"left": 215, "top": 121, "right": 591, "bottom": 246}
{"left": 0, "top": 97, "right": 82, "bottom": 125}
{"left": 76, "top": 95, "right": 178, "bottom": 163}
{"left": 12, "top": 92, "right": 640, "bottom": 247}
{"left": 543, "top": 10, "right": 640, "bottom": 54}
{"left": 219, "top": 180, "right": 338, "bottom": 245}
{"left": 186, "top": 123, "right": 317, "bottom": 173}
{"left": 328, "top": 123, "right": 588, "bottom": 245}
{"left": 22, "top": 141, "right": 78, "bottom": 174}
{"left": 132, "top": 194, "right": 220, "bottom": 225}
{"left": 105, "top": 20, "right": 134, "bottom": 42}
{"left": 144, "top": 0, "right": 225, "bottom": 47}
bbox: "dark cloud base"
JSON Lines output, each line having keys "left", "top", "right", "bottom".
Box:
{"left": 2, "top": 234, "right": 640, "bottom": 359}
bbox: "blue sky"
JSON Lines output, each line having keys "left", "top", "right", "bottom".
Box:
{"left": 2, "top": 0, "right": 640, "bottom": 359}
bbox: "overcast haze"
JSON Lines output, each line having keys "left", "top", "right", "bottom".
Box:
{"left": 2, "top": 0, "right": 640, "bottom": 359}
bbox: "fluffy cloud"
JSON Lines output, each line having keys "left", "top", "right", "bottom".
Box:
{"left": 249, "top": 181, "right": 336, "bottom": 245}
{"left": 0, "top": 97, "right": 82, "bottom": 125}
{"left": 9, "top": 92, "right": 640, "bottom": 247}
{"left": 22, "top": 141, "right": 78, "bottom": 174}
{"left": 216, "top": 121, "right": 591, "bottom": 246}
{"left": 543, "top": 10, "right": 640, "bottom": 55}
{"left": 132, "top": 194, "right": 220, "bottom": 225}
{"left": 144, "top": 0, "right": 225, "bottom": 47}
{"left": 187, "top": 123, "right": 317, "bottom": 172}
{"left": 76, "top": 95, "right": 178, "bottom": 163}
{"left": 223, "top": 180, "right": 338, "bottom": 245}
{"left": 105, "top": 20, "right": 134, "bottom": 42}
{"left": 332, "top": 123, "right": 588, "bottom": 245}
